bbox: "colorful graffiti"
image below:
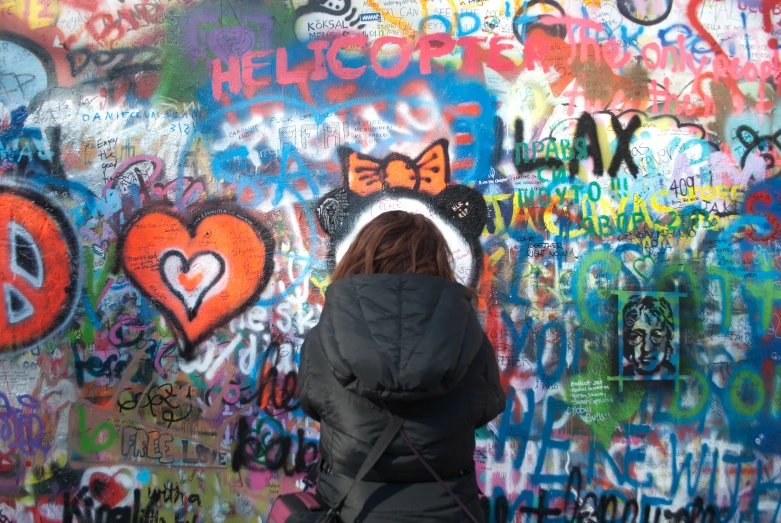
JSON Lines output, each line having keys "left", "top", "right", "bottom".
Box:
{"left": 0, "top": 0, "right": 780, "bottom": 520}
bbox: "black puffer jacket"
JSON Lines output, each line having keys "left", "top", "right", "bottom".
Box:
{"left": 299, "top": 273, "right": 505, "bottom": 522}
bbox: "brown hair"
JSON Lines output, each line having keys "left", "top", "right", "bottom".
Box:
{"left": 331, "top": 211, "right": 455, "bottom": 282}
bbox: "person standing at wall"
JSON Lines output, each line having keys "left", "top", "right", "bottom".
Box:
{"left": 298, "top": 210, "right": 506, "bottom": 522}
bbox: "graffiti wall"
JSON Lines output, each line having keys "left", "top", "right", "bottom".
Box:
{"left": 0, "top": 0, "right": 781, "bottom": 520}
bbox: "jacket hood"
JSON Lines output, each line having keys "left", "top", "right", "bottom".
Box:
{"left": 317, "top": 273, "right": 484, "bottom": 401}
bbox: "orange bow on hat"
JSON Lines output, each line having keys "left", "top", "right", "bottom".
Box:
{"left": 339, "top": 139, "right": 451, "bottom": 197}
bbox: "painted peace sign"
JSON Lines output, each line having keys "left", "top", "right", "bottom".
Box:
{"left": 0, "top": 184, "right": 80, "bottom": 355}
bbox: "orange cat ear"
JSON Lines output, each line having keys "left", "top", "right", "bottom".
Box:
{"left": 415, "top": 139, "right": 450, "bottom": 195}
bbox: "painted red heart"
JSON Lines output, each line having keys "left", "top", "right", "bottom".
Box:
{"left": 119, "top": 203, "right": 274, "bottom": 359}
{"left": 89, "top": 472, "right": 127, "bottom": 507}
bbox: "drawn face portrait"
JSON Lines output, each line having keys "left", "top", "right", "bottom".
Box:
{"left": 622, "top": 295, "right": 676, "bottom": 377}
{"left": 626, "top": 312, "right": 669, "bottom": 373}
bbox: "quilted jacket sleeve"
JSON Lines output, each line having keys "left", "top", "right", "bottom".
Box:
{"left": 298, "top": 325, "right": 322, "bottom": 422}
{"left": 474, "top": 335, "right": 506, "bottom": 428}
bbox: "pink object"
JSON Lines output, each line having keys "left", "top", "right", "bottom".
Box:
{"left": 298, "top": 492, "right": 322, "bottom": 510}
{"left": 268, "top": 492, "right": 324, "bottom": 522}
{"left": 267, "top": 501, "right": 293, "bottom": 523}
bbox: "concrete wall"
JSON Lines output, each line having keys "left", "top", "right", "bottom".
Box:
{"left": 0, "top": 0, "right": 780, "bottom": 520}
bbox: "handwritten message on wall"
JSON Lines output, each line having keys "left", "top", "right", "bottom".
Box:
{"left": 0, "top": 0, "right": 780, "bottom": 521}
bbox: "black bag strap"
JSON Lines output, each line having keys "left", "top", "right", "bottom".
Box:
{"left": 379, "top": 402, "right": 480, "bottom": 523}
{"left": 303, "top": 458, "right": 320, "bottom": 491}
{"left": 328, "top": 415, "right": 404, "bottom": 516}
